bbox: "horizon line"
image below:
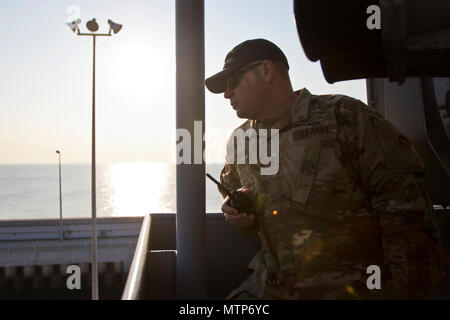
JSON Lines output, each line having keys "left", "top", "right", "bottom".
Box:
{"left": 0, "top": 161, "right": 226, "bottom": 166}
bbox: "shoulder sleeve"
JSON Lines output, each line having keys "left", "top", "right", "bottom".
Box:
{"left": 335, "top": 97, "right": 443, "bottom": 298}
{"left": 334, "top": 96, "right": 424, "bottom": 190}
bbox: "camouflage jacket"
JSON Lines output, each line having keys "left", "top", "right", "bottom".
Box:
{"left": 219, "top": 88, "right": 442, "bottom": 299}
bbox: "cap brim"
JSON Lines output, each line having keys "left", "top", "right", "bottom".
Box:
{"left": 205, "top": 69, "right": 234, "bottom": 94}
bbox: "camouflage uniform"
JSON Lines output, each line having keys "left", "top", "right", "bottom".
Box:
{"left": 219, "top": 88, "right": 443, "bottom": 299}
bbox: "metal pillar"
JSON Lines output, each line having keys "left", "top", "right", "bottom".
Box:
{"left": 175, "top": 0, "right": 206, "bottom": 299}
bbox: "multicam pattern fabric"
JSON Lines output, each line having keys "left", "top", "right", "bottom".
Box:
{"left": 219, "top": 88, "right": 443, "bottom": 299}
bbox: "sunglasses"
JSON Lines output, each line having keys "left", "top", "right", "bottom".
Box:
{"left": 226, "top": 62, "right": 263, "bottom": 90}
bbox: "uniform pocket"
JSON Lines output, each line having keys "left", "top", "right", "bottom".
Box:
{"left": 292, "top": 139, "right": 322, "bottom": 204}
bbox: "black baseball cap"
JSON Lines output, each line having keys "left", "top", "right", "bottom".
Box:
{"left": 205, "top": 39, "right": 289, "bottom": 94}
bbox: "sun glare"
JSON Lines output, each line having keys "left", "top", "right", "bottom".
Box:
{"left": 110, "top": 42, "right": 170, "bottom": 99}
{"left": 107, "top": 162, "right": 173, "bottom": 216}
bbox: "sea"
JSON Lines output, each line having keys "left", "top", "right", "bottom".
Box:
{"left": 0, "top": 162, "right": 225, "bottom": 220}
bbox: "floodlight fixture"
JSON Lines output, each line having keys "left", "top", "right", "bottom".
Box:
{"left": 86, "top": 18, "right": 99, "bottom": 32}
{"left": 66, "top": 19, "right": 81, "bottom": 33}
{"left": 107, "top": 19, "right": 123, "bottom": 34}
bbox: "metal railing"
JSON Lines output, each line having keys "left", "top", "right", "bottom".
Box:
{"left": 121, "top": 214, "right": 151, "bottom": 300}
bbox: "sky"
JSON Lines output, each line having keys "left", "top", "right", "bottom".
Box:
{"left": 0, "top": 0, "right": 367, "bottom": 165}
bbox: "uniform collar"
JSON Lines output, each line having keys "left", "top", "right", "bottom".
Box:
{"left": 291, "top": 88, "right": 311, "bottom": 122}
{"left": 250, "top": 87, "right": 311, "bottom": 130}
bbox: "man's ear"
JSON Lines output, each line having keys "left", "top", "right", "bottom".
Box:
{"left": 261, "top": 60, "right": 275, "bottom": 83}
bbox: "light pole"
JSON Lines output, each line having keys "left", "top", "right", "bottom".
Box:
{"left": 56, "top": 150, "right": 63, "bottom": 242}
{"left": 66, "top": 17, "right": 122, "bottom": 300}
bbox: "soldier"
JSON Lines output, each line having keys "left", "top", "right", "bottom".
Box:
{"left": 205, "top": 39, "right": 443, "bottom": 299}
